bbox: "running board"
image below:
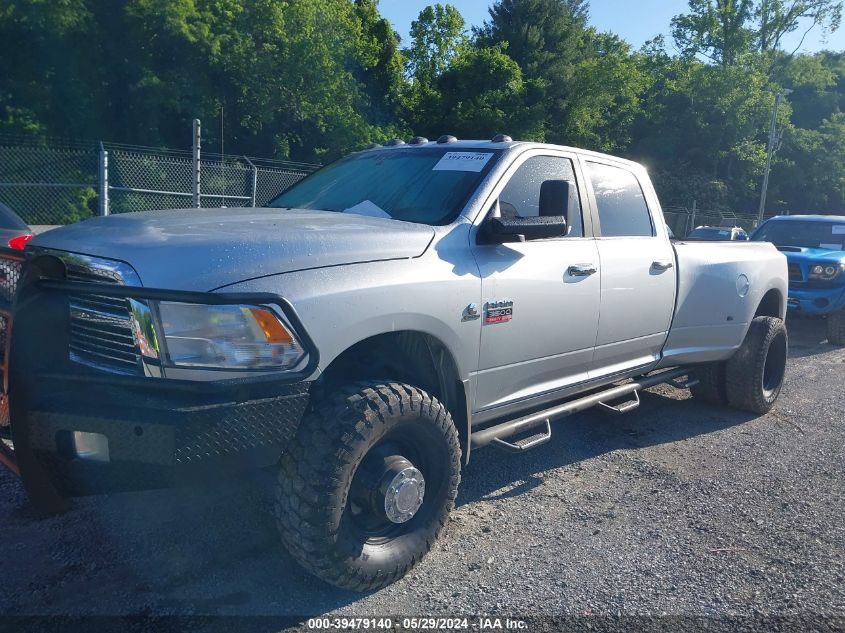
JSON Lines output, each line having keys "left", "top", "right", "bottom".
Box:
{"left": 470, "top": 367, "right": 691, "bottom": 452}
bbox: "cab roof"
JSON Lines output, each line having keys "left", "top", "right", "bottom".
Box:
{"left": 363, "top": 138, "right": 645, "bottom": 171}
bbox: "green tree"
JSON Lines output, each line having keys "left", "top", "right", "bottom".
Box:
{"left": 475, "top": 0, "right": 589, "bottom": 76}
{"left": 404, "top": 4, "right": 467, "bottom": 86}
{"left": 768, "top": 52, "right": 845, "bottom": 212}
{"left": 758, "top": 0, "right": 842, "bottom": 55}
{"left": 672, "top": 0, "right": 756, "bottom": 66}
{"left": 430, "top": 45, "right": 544, "bottom": 139}
{"left": 353, "top": 0, "right": 406, "bottom": 126}
{"left": 476, "top": 0, "right": 647, "bottom": 149}
{"left": 671, "top": 0, "right": 842, "bottom": 66}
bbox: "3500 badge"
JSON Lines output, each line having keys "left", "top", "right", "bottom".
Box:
{"left": 484, "top": 299, "right": 513, "bottom": 324}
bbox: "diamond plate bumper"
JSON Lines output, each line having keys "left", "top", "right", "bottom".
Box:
{"left": 15, "top": 378, "right": 311, "bottom": 499}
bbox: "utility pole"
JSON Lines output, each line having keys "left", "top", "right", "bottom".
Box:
{"left": 690, "top": 199, "right": 697, "bottom": 236}
{"left": 192, "top": 118, "right": 201, "bottom": 208}
{"left": 757, "top": 89, "right": 792, "bottom": 226}
{"left": 98, "top": 141, "right": 109, "bottom": 216}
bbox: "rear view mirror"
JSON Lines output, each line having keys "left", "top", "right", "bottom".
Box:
{"left": 491, "top": 216, "right": 568, "bottom": 241}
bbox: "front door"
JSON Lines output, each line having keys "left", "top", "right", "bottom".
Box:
{"left": 472, "top": 152, "right": 601, "bottom": 412}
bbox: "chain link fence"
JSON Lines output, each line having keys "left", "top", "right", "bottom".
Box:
{"left": 0, "top": 140, "right": 99, "bottom": 225}
{"left": 662, "top": 205, "right": 766, "bottom": 237}
{"left": 0, "top": 136, "right": 319, "bottom": 226}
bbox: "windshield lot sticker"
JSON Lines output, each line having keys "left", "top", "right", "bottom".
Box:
{"left": 433, "top": 152, "right": 494, "bottom": 172}
{"left": 485, "top": 299, "right": 513, "bottom": 324}
{"left": 832, "top": 225, "right": 845, "bottom": 235}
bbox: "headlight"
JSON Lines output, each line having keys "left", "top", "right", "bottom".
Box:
{"left": 809, "top": 263, "right": 845, "bottom": 281}
{"left": 156, "top": 301, "right": 305, "bottom": 370}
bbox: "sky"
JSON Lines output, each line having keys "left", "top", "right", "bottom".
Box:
{"left": 379, "top": 0, "right": 845, "bottom": 55}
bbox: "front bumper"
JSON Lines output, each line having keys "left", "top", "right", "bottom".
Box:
{"left": 13, "top": 374, "right": 311, "bottom": 499}
{"left": 786, "top": 285, "right": 845, "bottom": 316}
{"left": 8, "top": 252, "right": 317, "bottom": 509}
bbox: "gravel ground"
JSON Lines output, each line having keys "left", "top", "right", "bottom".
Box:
{"left": 1, "top": 317, "right": 843, "bottom": 628}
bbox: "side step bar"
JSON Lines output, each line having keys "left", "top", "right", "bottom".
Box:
{"left": 597, "top": 390, "right": 640, "bottom": 415}
{"left": 470, "top": 367, "right": 691, "bottom": 452}
{"left": 490, "top": 419, "right": 552, "bottom": 453}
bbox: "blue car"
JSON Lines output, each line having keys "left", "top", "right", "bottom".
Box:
{"left": 751, "top": 214, "right": 845, "bottom": 345}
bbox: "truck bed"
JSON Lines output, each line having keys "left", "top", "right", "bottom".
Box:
{"left": 658, "top": 240, "right": 788, "bottom": 366}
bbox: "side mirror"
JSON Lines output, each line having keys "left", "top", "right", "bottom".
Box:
{"left": 490, "top": 215, "right": 568, "bottom": 241}
{"left": 539, "top": 180, "right": 576, "bottom": 222}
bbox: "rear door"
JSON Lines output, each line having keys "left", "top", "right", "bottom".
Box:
{"left": 582, "top": 158, "right": 676, "bottom": 377}
{"left": 472, "top": 151, "right": 601, "bottom": 412}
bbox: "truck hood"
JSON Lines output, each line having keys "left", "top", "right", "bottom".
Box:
{"left": 777, "top": 245, "right": 845, "bottom": 263}
{"left": 31, "top": 207, "right": 435, "bottom": 291}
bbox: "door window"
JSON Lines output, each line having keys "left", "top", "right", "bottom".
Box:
{"left": 498, "top": 156, "right": 584, "bottom": 237}
{"left": 586, "top": 162, "right": 654, "bottom": 237}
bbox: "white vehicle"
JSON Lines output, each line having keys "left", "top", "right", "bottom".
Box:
{"left": 7, "top": 136, "right": 788, "bottom": 590}
{"left": 687, "top": 225, "right": 750, "bottom": 241}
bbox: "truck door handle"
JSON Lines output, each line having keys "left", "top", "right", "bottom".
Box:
{"left": 568, "top": 263, "right": 597, "bottom": 277}
{"left": 651, "top": 260, "right": 674, "bottom": 271}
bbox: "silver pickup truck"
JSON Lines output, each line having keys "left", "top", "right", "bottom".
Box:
{"left": 8, "top": 137, "right": 788, "bottom": 591}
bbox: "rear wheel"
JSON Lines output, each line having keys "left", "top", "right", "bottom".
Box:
{"left": 274, "top": 381, "right": 461, "bottom": 591}
{"left": 827, "top": 309, "right": 845, "bottom": 346}
{"left": 689, "top": 362, "right": 727, "bottom": 405}
{"left": 725, "top": 317, "right": 788, "bottom": 414}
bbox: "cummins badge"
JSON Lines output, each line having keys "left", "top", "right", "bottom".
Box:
{"left": 485, "top": 299, "right": 513, "bottom": 324}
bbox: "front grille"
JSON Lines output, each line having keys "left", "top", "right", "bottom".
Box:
{"left": 0, "top": 256, "right": 22, "bottom": 304}
{"left": 0, "top": 314, "right": 7, "bottom": 427}
{"left": 66, "top": 261, "right": 143, "bottom": 375}
{"left": 0, "top": 313, "right": 8, "bottom": 366}
{"left": 787, "top": 263, "right": 804, "bottom": 283}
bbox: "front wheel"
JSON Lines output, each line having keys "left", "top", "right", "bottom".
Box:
{"left": 827, "top": 309, "right": 845, "bottom": 346}
{"left": 725, "top": 316, "right": 788, "bottom": 414}
{"left": 274, "top": 381, "right": 461, "bottom": 591}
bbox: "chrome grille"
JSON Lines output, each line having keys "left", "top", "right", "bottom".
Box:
{"left": 66, "top": 260, "right": 143, "bottom": 375}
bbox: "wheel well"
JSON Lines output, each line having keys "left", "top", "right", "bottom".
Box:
{"left": 755, "top": 289, "right": 783, "bottom": 319}
{"left": 316, "top": 332, "right": 468, "bottom": 462}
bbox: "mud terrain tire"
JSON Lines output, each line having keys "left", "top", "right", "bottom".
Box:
{"left": 827, "top": 309, "right": 845, "bottom": 346}
{"left": 274, "top": 381, "right": 461, "bottom": 591}
{"left": 725, "top": 317, "right": 788, "bottom": 414}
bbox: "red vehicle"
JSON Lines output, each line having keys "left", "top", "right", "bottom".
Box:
{"left": 0, "top": 202, "right": 32, "bottom": 250}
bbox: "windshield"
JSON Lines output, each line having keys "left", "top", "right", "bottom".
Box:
{"left": 751, "top": 219, "right": 845, "bottom": 251}
{"left": 268, "top": 147, "right": 502, "bottom": 225}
